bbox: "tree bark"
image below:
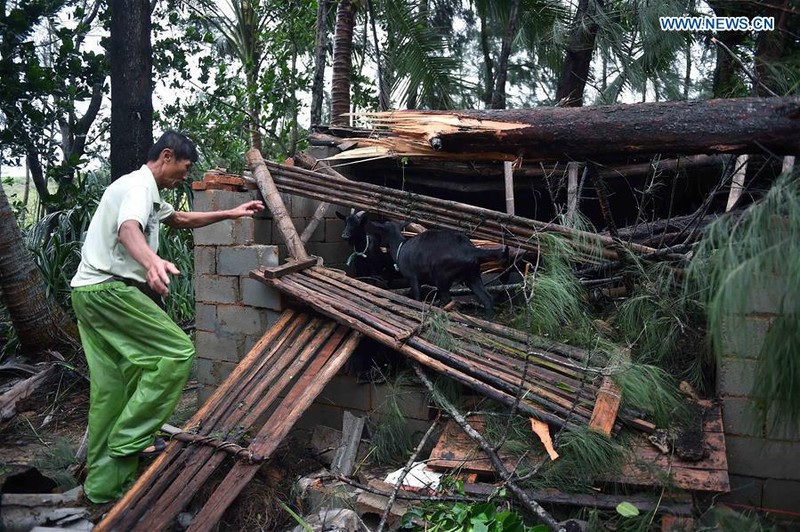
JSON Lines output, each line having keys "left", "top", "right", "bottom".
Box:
{"left": 555, "top": 0, "right": 603, "bottom": 107}
{"left": 109, "top": 0, "right": 153, "bottom": 180}
{"left": 418, "top": 96, "right": 800, "bottom": 160}
{"left": 490, "top": 0, "right": 520, "bottom": 109}
{"left": 310, "top": 0, "right": 330, "bottom": 127}
{"left": 0, "top": 183, "right": 78, "bottom": 355}
{"left": 331, "top": 0, "right": 356, "bottom": 126}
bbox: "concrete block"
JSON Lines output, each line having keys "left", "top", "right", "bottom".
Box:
{"left": 253, "top": 218, "right": 273, "bottom": 244}
{"left": 217, "top": 304, "right": 270, "bottom": 337}
{"left": 746, "top": 275, "right": 791, "bottom": 315}
{"left": 241, "top": 277, "right": 283, "bottom": 310}
{"left": 194, "top": 356, "right": 238, "bottom": 387}
{"left": 717, "top": 474, "right": 763, "bottom": 508}
{"left": 371, "top": 384, "right": 430, "bottom": 421}
{"left": 764, "top": 414, "right": 800, "bottom": 441}
{"left": 291, "top": 195, "right": 322, "bottom": 218}
{"left": 195, "top": 303, "right": 217, "bottom": 332}
{"left": 721, "top": 315, "right": 773, "bottom": 360}
{"left": 211, "top": 189, "right": 259, "bottom": 212}
{"left": 297, "top": 403, "right": 347, "bottom": 431}
{"left": 725, "top": 435, "right": 800, "bottom": 480}
{"left": 325, "top": 217, "right": 346, "bottom": 243}
{"left": 217, "top": 245, "right": 279, "bottom": 276}
{"left": 306, "top": 241, "right": 351, "bottom": 267}
{"left": 300, "top": 218, "right": 326, "bottom": 243}
{"left": 194, "top": 246, "right": 216, "bottom": 275}
{"left": 193, "top": 220, "right": 234, "bottom": 245}
{"left": 717, "top": 356, "right": 757, "bottom": 397}
{"left": 762, "top": 478, "right": 800, "bottom": 513}
{"left": 197, "top": 385, "right": 216, "bottom": 407}
{"left": 232, "top": 217, "right": 255, "bottom": 245}
{"left": 195, "top": 274, "right": 239, "bottom": 304}
{"left": 721, "top": 397, "right": 763, "bottom": 437}
{"left": 192, "top": 190, "right": 213, "bottom": 212}
{"left": 317, "top": 374, "right": 372, "bottom": 412}
{"left": 195, "top": 330, "right": 241, "bottom": 363}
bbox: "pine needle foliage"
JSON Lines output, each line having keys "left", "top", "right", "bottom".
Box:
{"left": 615, "top": 257, "right": 708, "bottom": 387}
{"left": 516, "top": 232, "right": 593, "bottom": 344}
{"left": 529, "top": 427, "right": 624, "bottom": 492}
{"left": 367, "top": 370, "right": 415, "bottom": 465}
{"left": 609, "top": 361, "right": 683, "bottom": 428}
{"left": 687, "top": 173, "right": 800, "bottom": 429}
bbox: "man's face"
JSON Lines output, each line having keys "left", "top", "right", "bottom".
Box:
{"left": 163, "top": 151, "right": 193, "bottom": 188}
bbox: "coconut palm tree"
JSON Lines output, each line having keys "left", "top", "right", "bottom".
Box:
{"left": 0, "top": 182, "right": 78, "bottom": 355}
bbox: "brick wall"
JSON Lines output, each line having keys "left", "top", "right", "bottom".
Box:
{"left": 717, "top": 275, "right": 800, "bottom": 514}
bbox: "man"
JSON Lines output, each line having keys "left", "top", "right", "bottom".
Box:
{"left": 70, "top": 131, "right": 264, "bottom": 503}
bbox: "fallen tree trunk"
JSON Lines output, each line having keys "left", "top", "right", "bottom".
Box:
{"left": 327, "top": 96, "right": 800, "bottom": 162}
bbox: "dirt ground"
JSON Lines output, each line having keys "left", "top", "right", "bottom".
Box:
{"left": 1, "top": 366, "right": 324, "bottom": 530}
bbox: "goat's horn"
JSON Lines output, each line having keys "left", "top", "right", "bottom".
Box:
{"left": 356, "top": 210, "right": 365, "bottom": 217}
{"left": 350, "top": 208, "right": 355, "bottom": 214}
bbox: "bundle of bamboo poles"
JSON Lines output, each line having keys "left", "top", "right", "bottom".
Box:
{"left": 97, "top": 310, "right": 361, "bottom": 532}
{"left": 254, "top": 266, "right": 653, "bottom": 433}
{"left": 264, "top": 160, "right": 660, "bottom": 266}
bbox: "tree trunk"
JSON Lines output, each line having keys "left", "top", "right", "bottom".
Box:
{"left": 755, "top": 0, "right": 796, "bottom": 97}
{"left": 490, "top": 0, "right": 520, "bottom": 109}
{"left": 310, "top": 0, "right": 330, "bottom": 127}
{"left": 109, "top": 0, "right": 153, "bottom": 180}
{"left": 0, "top": 183, "right": 78, "bottom": 355}
{"left": 418, "top": 96, "right": 800, "bottom": 160}
{"left": 478, "top": 7, "right": 494, "bottom": 108}
{"left": 331, "top": 0, "right": 356, "bottom": 127}
{"left": 555, "top": 0, "right": 603, "bottom": 107}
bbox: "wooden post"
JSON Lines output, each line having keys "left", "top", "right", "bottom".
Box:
{"left": 503, "top": 161, "right": 515, "bottom": 216}
{"left": 783, "top": 155, "right": 795, "bottom": 175}
{"left": 726, "top": 154, "right": 749, "bottom": 212}
{"left": 246, "top": 149, "right": 310, "bottom": 260}
{"left": 565, "top": 162, "right": 579, "bottom": 224}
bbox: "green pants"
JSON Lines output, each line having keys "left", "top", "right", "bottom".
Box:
{"left": 72, "top": 282, "right": 195, "bottom": 503}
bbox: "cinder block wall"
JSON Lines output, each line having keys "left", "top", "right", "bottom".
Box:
{"left": 717, "top": 276, "right": 800, "bottom": 514}
{"left": 192, "top": 180, "right": 432, "bottom": 435}
{"left": 192, "top": 187, "right": 281, "bottom": 404}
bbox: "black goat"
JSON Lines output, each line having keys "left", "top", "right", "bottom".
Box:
{"left": 335, "top": 210, "right": 394, "bottom": 279}
{"left": 371, "top": 221, "right": 504, "bottom": 319}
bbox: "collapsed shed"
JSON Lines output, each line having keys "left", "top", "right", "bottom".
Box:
{"left": 97, "top": 95, "right": 800, "bottom": 530}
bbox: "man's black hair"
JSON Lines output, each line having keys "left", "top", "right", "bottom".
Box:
{"left": 147, "top": 130, "right": 199, "bottom": 162}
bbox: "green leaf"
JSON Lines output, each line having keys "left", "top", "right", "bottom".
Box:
{"left": 616, "top": 501, "right": 640, "bottom": 517}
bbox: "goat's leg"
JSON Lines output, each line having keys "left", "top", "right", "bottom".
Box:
{"left": 466, "top": 276, "right": 495, "bottom": 319}
{"left": 409, "top": 277, "right": 422, "bottom": 301}
{"left": 435, "top": 282, "right": 452, "bottom": 307}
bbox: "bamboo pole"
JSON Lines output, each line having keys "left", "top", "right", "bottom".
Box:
{"left": 247, "top": 149, "right": 309, "bottom": 260}
{"left": 504, "top": 160, "right": 515, "bottom": 216}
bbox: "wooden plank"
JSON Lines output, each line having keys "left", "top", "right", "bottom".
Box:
{"left": 460, "top": 482, "right": 694, "bottom": 515}
{"left": 427, "top": 417, "right": 517, "bottom": 474}
{"left": 588, "top": 376, "right": 622, "bottom": 436}
{"left": 185, "top": 326, "right": 361, "bottom": 531}
{"left": 257, "top": 257, "right": 318, "bottom": 279}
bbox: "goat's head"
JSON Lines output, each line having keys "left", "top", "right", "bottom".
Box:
{"left": 336, "top": 209, "right": 368, "bottom": 241}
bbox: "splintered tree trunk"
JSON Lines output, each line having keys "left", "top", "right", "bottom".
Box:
{"left": 420, "top": 96, "right": 800, "bottom": 160}
{"left": 109, "top": 0, "right": 153, "bottom": 180}
{"left": 0, "top": 183, "right": 78, "bottom": 354}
